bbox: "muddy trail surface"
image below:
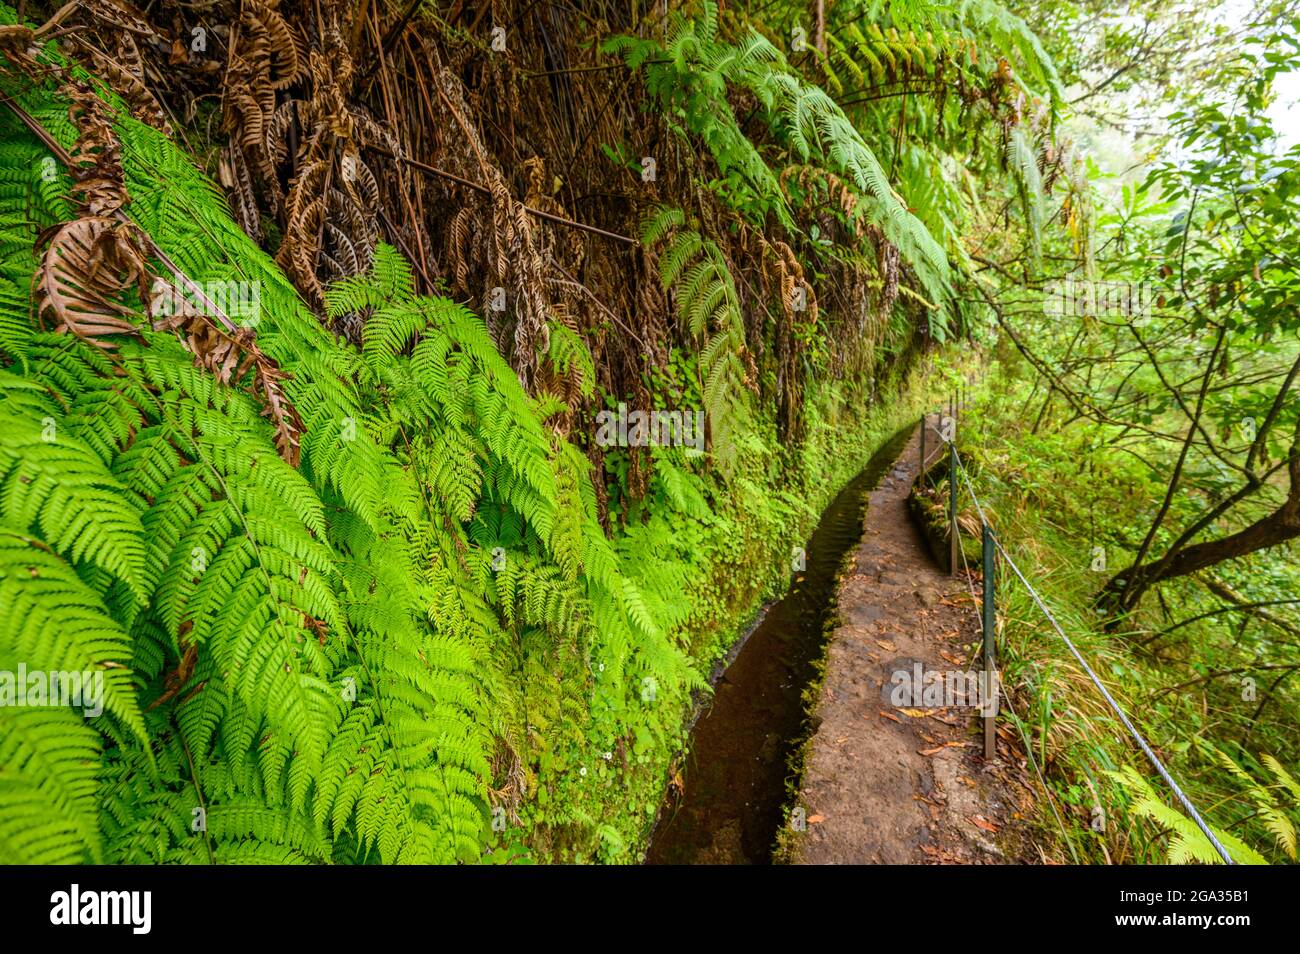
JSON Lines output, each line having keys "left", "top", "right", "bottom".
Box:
{"left": 644, "top": 426, "right": 914, "bottom": 865}
{"left": 793, "top": 423, "right": 1034, "bottom": 864}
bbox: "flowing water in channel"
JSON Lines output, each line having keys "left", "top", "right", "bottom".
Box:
{"left": 644, "top": 425, "right": 914, "bottom": 864}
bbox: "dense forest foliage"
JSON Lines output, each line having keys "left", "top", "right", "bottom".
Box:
{"left": 0, "top": 0, "right": 1295, "bottom": 865}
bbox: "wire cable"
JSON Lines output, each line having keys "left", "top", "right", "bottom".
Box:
{"left": 938, "top": 431, "right": 1236, "bottom": 864}
{"left": 949, "top": 487, "right": 1081, "bottom": 862}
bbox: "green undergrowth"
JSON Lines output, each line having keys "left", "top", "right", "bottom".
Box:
{"left": 0, "top": 28, "right": 940, "bottom": 863}
{"left": 957, "top": 355, "right": 1300, "bottom": 865}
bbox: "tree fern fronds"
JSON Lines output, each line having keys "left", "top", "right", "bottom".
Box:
{"left": 0, "top": 403, "right": 147, "bottom": 601}
{"left": 1210, "top": 748, "right": 1296, "bottom": 860}
{"left": 546, "top": 321, "right": 595, "bottom": 400}
{"left": 1262, "top": 754, "right": 1300, "bottom": 805}
{"left": 956, "top": 0, "right": 1063, "bottom": 101}
{"left": 326, "top": 243, "right": 414, "bottom": 316}
{"left": 639, "top": 208, "right": 747, "bottom": 476}
{"left": 657, "top": 230, "right": 705, "bottom": 290}
{"left": 1006, "top": 124, "right": 1045, "bottom": 263}
{"left": 639, "top": 206, "right": 685, "bottom": 247}
{"left": 0, "top": 528, "right": 143, "bottom": 727}
{"left": 1108, "top": 766, "right": 1267, "bottom": 865}
{"left": 0, "top": 701, "right": 104, "bottom": 863}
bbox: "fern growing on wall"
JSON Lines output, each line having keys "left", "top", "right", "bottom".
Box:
{"left": 640, "top": 206, "right": 749, "bottom": 471}
{"left": 0, "top": 28, "right": 701, "bottom": 862}
{"left": 0, "top": 0, "right": 1077, "bottom": 865}
{"left": 606, "top": 8, "right": 953, "bottom": 316}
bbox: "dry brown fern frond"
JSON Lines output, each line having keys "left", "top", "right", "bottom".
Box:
{"left": 430, "top": 67, "right": 555, "bottom": 388}
{"left": 218, "top": 141, "right": 262, "bottom": 239}
{"left": 447, "top": 205, "right": 476, "bottom": 294}
{"left": 277, "top": 186, "right": 327, "bottom": 307}
{"left": 69, "top": 38, "right": 173, "bottom": 136}
{"left": 249, "top": 0, "right": 307, "bottom": 91}
{"left": 63, "top": 80, "right": 131, "bottom": 215}
{"left": 0, "top": 22, "right": 43, "bottom": 77}
{"left": 780, "top": 164, "right": 866, "bottom": 240}
{"left": 152, "top": 284, "right": 303, "bottom": 465}
{"left": 55, "top": 0, "right": 173, "bottom": 134}
{"left": 78, "top": 0, "right": 155, "bottom": 39}
{"left": 1, "top": 33, "right": 306, "bottom": 464}
{"left": 36, "top": 216, "right": 149, "bottom": 345}
{"left": 31, "top": 80, "right": 150, "bottom": 348}
{"left": 219, "top": 3, "right": 381, "bottom": 320}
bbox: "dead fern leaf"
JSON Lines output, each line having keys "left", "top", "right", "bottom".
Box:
{"left": 152, "top": 279, "right": 303, "bottom": 466}
{"left": 35, "top": 216, "right": 148, "bottom": 346}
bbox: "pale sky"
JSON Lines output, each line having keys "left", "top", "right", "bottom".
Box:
{"left": 1224, "top": 0, "right": 1300, "bottom": 148}
{"left": 1066, "top": 3, "right": 1300, "bottom": 194}
{"left": 1269, "top": 68, "right": 1300, "bottom": 149}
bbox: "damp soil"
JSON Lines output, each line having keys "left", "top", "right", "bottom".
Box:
{"left": 643, "top": 425, "right": 915, "bottom": 865}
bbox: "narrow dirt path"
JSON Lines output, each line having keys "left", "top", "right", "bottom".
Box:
{"left": 793, "top": 424, "right": 1033, "bottom": 864}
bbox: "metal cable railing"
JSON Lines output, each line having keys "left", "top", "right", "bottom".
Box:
{"left": 949, "top": 486, "right": 1082, "bottom": 863}
{"left": 918, "top": 406, "right": 1237, "bottom": 865}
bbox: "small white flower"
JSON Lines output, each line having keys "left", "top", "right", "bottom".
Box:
{"left": 603, "top": 751, "right": 612, "bottom": 761}
{"left": 579, "top": 766, "right": 587, "bottom": 777}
